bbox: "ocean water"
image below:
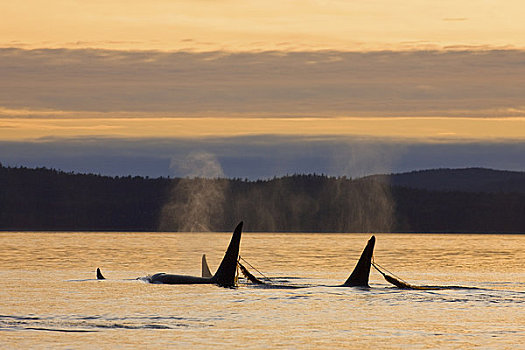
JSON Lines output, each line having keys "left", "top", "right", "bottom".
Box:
{"left": 0, "top": 232, "right": 523, "bottom": 349}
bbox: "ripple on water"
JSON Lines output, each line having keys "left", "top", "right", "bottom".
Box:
{"left": 0, "top": 314, "right": 212, "bottom": 332}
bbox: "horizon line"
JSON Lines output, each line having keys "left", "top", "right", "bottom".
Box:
{"left": 1, "top": 163, "right": 518, "bottom": 182}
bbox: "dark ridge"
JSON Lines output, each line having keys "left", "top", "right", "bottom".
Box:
{"left": 367, "top": 168, "right": 525, "bottom": 194}
{"left": 1, "top": 164, "right": 525, "bottom": 233}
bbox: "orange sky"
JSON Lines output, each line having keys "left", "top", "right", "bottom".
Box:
{"left": 2, "top": 116, "right": 525, "bottom": 142}
{"left": 1, "top": 1, "right": 525, "bottom": 144}
{"left": 2, "top": 0, "right": 524, "bottom": 51}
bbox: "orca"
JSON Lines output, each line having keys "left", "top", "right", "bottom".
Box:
{"left": 96, "top": 227, "right": 374, "bottom": 289}
{"left": 356, "top": 237, "right": 477, "bottom": 290}
{"left": 147, "top": 221, "right": 243, "bottom": 287}
{"left": 98, "top": 255, "right": 215, "bottom": 280}
{"left": 238, "top": 235, "right": 376, "bottom": 288}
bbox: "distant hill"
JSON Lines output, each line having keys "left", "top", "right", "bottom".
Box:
{"left": 0, "top": 165, "right": 172, "bottom": 231}
{"left": 1, "top": 165, "right": 524, "bottom": 233}
{"left": 368, "top": 168, "right": 525, "bottom": 194}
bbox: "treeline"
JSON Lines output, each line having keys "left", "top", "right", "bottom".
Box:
{"left": 1, "top": 165, "right": 524, "bottom": 233}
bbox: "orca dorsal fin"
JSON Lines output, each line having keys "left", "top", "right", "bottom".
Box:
{"left": 210, "top": 221, "right": 243, "bottom": 287}
{"left": 343, "top": 236, "right": 375, "bottom": 287}
{"left": 96, "top": 267, "right": 105, "bottom": 280}
{"left": 201, "top": 254, "right": 213, "bottom": 278}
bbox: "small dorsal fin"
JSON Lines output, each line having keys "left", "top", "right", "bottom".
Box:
{"left": 201, "top": 254, "right": 213, "bottom": 278}
{"left": 96, "top": 267, "right": 105, "bottom": 280}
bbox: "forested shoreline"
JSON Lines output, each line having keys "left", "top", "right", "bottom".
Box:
{"left": 1, "top": 165, "right": 524, "bottom": 233}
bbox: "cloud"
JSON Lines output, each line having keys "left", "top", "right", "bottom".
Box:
{"left": 442, "top": 17, "right": 468, "bottom": 21}
{"left": 2, "top": 135, "right": 525, "bottom": 179}
{"left": 1, "top": 48, "right": 525, "bottom": 117}
{"left": 2, "top": 115, "right": 525, "bottom": 142}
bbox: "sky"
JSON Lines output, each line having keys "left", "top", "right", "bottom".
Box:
{"left": 1, "top": 1, "right": 525, "bottom": 179}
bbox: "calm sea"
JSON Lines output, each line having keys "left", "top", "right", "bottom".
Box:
{"left": 1, "top": 232, "right": 524, "bottom": 349}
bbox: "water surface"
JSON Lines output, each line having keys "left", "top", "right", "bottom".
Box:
{"left": 1, "top": 232, "right": 524, "bottom": 348}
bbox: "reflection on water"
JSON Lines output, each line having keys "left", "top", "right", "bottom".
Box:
{"left": 1, "top": 232, "right": 524, "bottom": 348}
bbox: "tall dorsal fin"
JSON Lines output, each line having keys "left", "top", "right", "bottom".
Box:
{"left": 201, "top": 254, "right": 213, "bottom": 278}
{"left": 343, "top": 236, "right": 375, "bottom": 287}
{"left": 210, "top": 221, "right": 243, "bottom": 287}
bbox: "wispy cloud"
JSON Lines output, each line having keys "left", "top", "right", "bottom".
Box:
{"left": 2, "top": 116, "right": 525, "bottom": 142}
{"left": 1, "top": 48, "right": 525, "bottom": 119}
{"left": 2, "top": 1, "right": 525, "bottom": 51}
